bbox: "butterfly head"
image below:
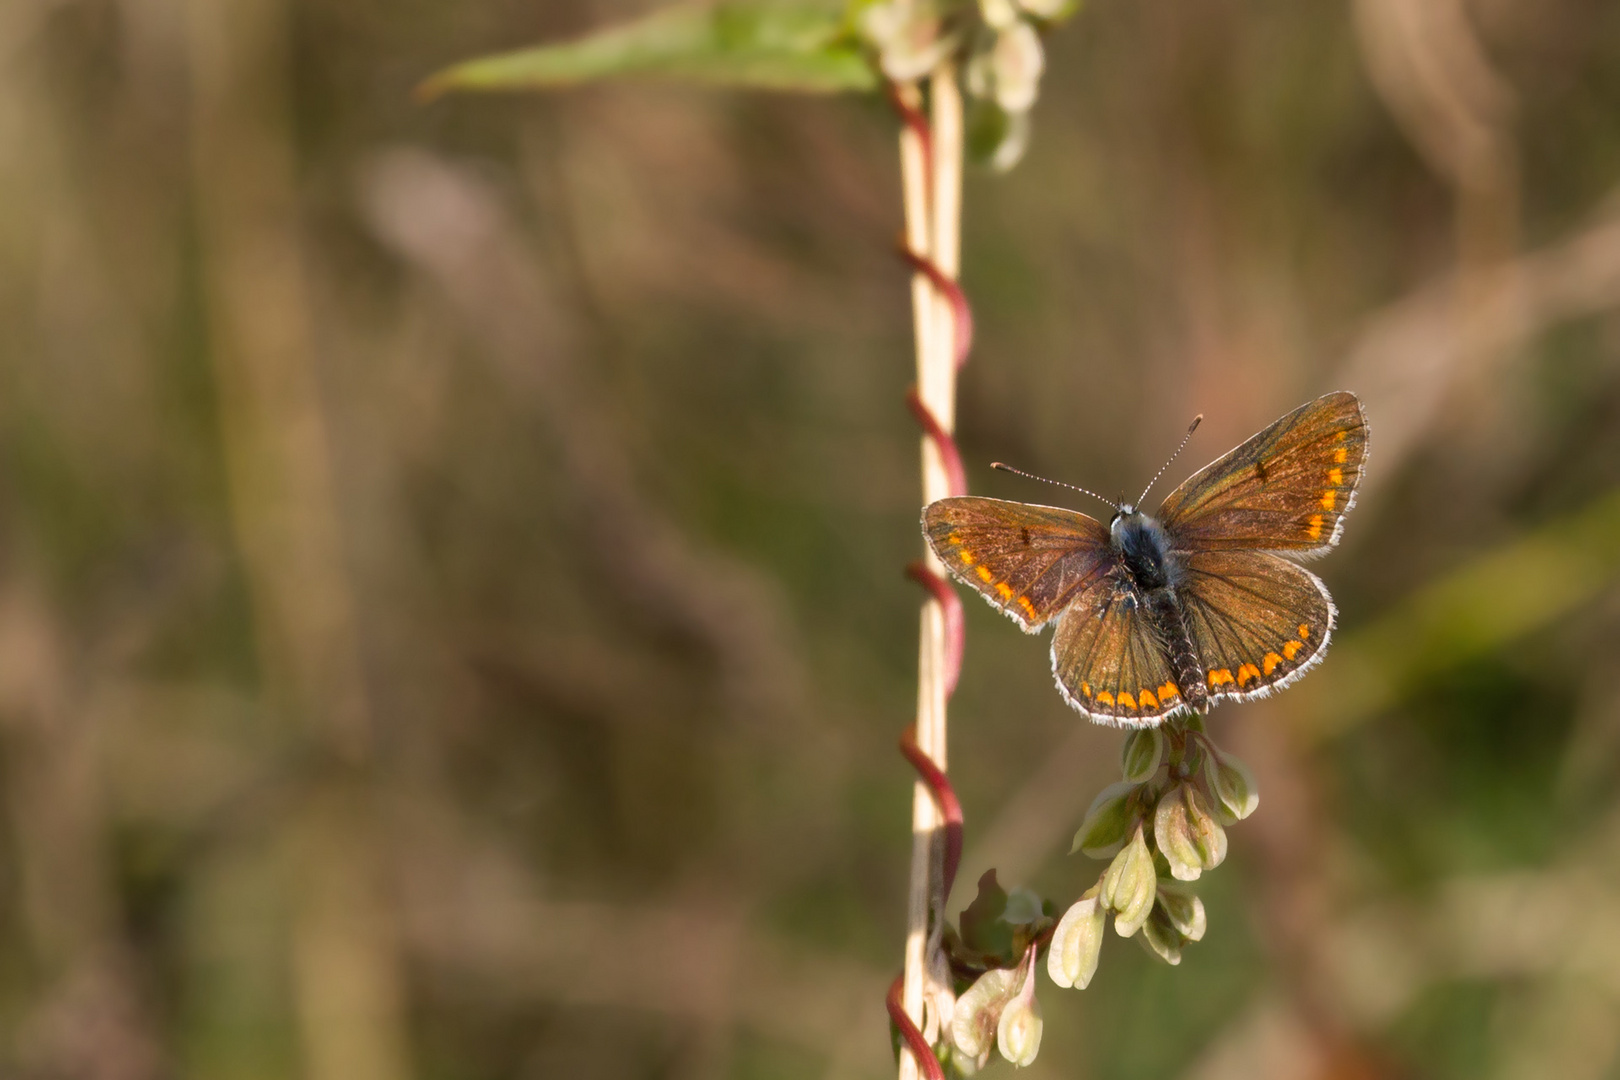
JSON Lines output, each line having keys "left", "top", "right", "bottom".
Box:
{"left": 1108, "top": 503, "right": 1142, "bottom": 533}
{"left": 1109, "top": 505, "right": 1177, "bottom": 592}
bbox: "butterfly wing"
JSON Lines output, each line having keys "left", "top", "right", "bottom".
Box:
{"left": 1175, "top": 549, "right": 1334, "bottom": 703}
{"left": 1158, "top": 391, "right": 1368, "bottom": 556}
{"left": 923, "top": 497, "right": 1112, "bottom": 632}
{"left": 1049, "top": 581, "right": 1188, "bottom": 726}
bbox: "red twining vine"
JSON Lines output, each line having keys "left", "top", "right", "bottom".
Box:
{"left": 887, "top": 972, "right": 946, "bottom": 1080}
{"left": 897, "top": 248, "right": 975, "bottom": 371}
{"left": 904, "top": 390, "right": 968, "bottom": 519}
{"left": 890, "top": 84, "right": 974, "bottom": 1080}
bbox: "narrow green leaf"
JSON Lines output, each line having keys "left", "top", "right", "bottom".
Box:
{"left": 420, "top": 2, "right": 878, "bottom": 99}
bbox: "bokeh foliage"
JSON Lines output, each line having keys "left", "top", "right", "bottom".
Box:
{"left": 1, "top": 0, "right": 1619, "bottom": 1078}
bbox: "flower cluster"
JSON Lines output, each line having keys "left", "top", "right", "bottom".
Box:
{"left": 857, "top": 0, "right": 1080, "bottom": 168}
{"left": 1049, "top": 717, "right": 1259, "bottom": 989}
{"left": 923, "top": 718, "right": 1256, "bottom": 1073}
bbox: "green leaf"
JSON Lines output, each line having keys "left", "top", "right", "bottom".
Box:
{"left": 958, "top": 869, "right": 1013, "bottom": 960}
{"left": 420, "top": 1, "right": 878, "bottom": 99}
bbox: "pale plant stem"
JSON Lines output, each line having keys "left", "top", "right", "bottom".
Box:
{"left": 898, "top": 66, "right": 964, "bottom": 1080}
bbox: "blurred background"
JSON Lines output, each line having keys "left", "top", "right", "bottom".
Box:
{"left": 2, "top": 0, "right": 1620, "bottom": 1077}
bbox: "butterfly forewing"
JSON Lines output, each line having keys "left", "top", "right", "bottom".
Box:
{"left": 923, "top": 498, "right": 1112, "bottom": 631}
{"left": 1050, "top": 582, "right": 1186, "bottom": 726}
{"left": 1176, "top": 550, "right": 1334, "bottom": 703}
{"left": 1158, "top": 391, "right": 1368, "bottom": 555}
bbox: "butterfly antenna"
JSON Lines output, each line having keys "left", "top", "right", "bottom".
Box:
{"left": 1136, "top": 414, "right": 1203, "bottom": 506}
{"left": 990, "top": 462, "right": 1119, "bottom": 511}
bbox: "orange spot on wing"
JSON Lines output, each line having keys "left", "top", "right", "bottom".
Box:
{"left": 1328, "top": 467, "right": 1343, "bottom": 486}
{"left": 947, "top": 533, "right": 963, "bottom": 545}
{"left": 1298, "top": 623, "right": 1310, "bottom": 639}
{"left": 1236, "top": 663, "right": 1261, "bottom": 687}
{"left": 958, "top": 549, "right": 976, "bottom": 566}
{"left": 1208, "top": 668, "right": 1235, "bottom": 689}
{"left": 1116, "top": 691, "right": 1136, "bottom": 710}
{"left": 1307, "top": 514, "right": 1324, "bottom": 540}
{"left": 976, "top": 565, "right": 993, "bottom": 582}
{"left": 1334, "top": 446, "right": 1348, "bottom": 464}
{"left": 995, "top": 582, "right": 1013, "bottom": 600}
{"left": 1095, "top": 690, "right": 1115, "bottom": 706}
{"left": 1158, "top": 681, "right": 1180, "bottom": 701}
{"left": 1320, "top": 489, "right": 1337, "bottom": 510}
{"left": 1283, "top": 640, "right": 1302, "bottom": 660}
{"left": 1263, "top": 652, "right": 1283, "bottom": 675}
{"left": 1018, "top": 596, "right": 1037, "bottom": 619}
{"left": 1081, "top": 682, "right": 1092, "bottom": 698}
{"left": 1335, "top": 430, "right": 1347, "bottom": 441}
{"left": 1137, "top": 688, "right": 1158, "bottom": 710}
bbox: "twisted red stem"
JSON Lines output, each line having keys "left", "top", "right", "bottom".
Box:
{"left": 889, "top": 75, "right": 975, "bottom": 1078}
{"left": 904, "top": 388, "right": 968, "bottom": 499}
{"left": 905, "top": 561, "right": 964, "bottom": 699}
{"left": 884, "top": 81, "right": 934, "bottom": 187}
{"left": 887, "top": 973, "right": 947, "bottom": 1080}
{"left": 898, "top": 247, "right": 974, "bottom": 370}
{"left": 899, "top": 724, "right": 964, "bottom": 904}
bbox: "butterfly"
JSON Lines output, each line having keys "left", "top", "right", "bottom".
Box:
{"left": 922, "top": 391, "right": 1368, "bottom": 727}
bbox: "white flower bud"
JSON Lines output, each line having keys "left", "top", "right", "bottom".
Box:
{"left": 859, "top": 0, "right": 959, "bottom": 82}
{"left": 1121, "top": 728, "right": 1165, "bottom": 783}
{"left": 1047, "top": 889, "right": 1106, "bottom": 989}
{"left": 951, "top": 966, "right": 1020, "bottom": 1065}
{"left": 996, "top": 968, "right": 1043, "bottom": 1067}
{"left": 1155, "top": 783, "right": 1227, "bottom": 881}
{"left": 1101, "top": 823, "right": 1156, "bottom": 937}
{"left": 1155, "top": 885, "right": 1207, "bottom": 942}
{"left": 1140, "top": 906, "right": 1185, "bottom": 965}
{"left": 1018, "top": 0, "right": 1078, "bottom": 19}
{"left": 1205, "top": 751, "right": 1259, "bottom": 822}
{"left": 988, "top": 23, "right": 1044, "bottom": 113}
{"left": 1071, "top": 780, "right": 1137, "bottom": 858}
{"left": 979, "top": 0, "right": 1021, "bottom": 30}
{"left": 1185, "top": 786, "right": 1227, "bottom": 871}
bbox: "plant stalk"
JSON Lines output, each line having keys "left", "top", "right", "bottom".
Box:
{"left": 898, "top": 66, "right": 964, "bottom": 1080}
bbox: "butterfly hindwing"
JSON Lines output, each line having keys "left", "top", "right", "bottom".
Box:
{"left": 1175, "top": 549, "right": 1334, "bottom": 703}
{"left": 923, "top": 498, "right": 1112, "bottom": 631}
{"left": 1050, "top": 579, "right": 1187, "bottom": 726}
{"left": 1158, "top": 391, "right": 1368, "bottom": 556}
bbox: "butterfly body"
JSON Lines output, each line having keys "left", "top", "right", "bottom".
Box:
{"left": 923, "top": 392, "right": 1368, "bottom": 727}
{"left": 1110, "top": 507, "right": 1174, "bottom": 591}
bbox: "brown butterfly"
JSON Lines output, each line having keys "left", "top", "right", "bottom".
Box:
{"left": 922, "top": 391, "right": 1368, "bottom": 727}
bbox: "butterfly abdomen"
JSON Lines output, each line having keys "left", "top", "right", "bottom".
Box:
{"left": 1112, "top": 512, "right": 1207, "bottom": 715}
{"left": 1145, "top": 592, "right": 1209, "bottom": 714}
